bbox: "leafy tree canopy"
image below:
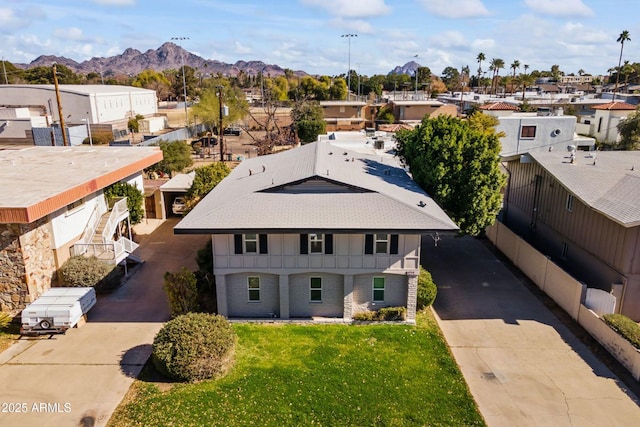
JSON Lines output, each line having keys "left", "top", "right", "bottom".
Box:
{"left": 291, "top": 100, "right": 326, "bottom": 143}
{"left": 154, "top": 140, "right": 193, "bottom": 174}
{"left": 395, "top": 113, "right": 506, "bottom": 236}
{"left": 186, "top": 162, "right": 231, "bottom": 203}
{"left": 104, "top": 181, "right": 145, "bottom": 224}
{"left": 616, "top": 106, "right": 640, "bottom": 150}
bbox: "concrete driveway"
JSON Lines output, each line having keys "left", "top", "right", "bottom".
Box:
{"left": 423, "top": 235, "right": 640, "bottom": 427}
{"left": 0, "top": 218, "right": 208, "bottom": 427}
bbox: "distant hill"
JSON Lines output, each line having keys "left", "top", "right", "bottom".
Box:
{"left": 15, "top": 42, "right": 307, "bottom": 78}
{"left": 389, "top": 60, "right": 420, "bottom": 76}
{"left": 14, "top": 43, "right": 421, "bottom": 79}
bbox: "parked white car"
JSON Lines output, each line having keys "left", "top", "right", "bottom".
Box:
{"left": 172, "top": 197, "right": 186, "bottom": 215}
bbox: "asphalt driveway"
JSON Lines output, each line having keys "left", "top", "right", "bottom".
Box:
{"left": 0, "top": 218, "right": 208, "bottom": 427}
{"left": 423, "top": 234, "right": 640, "bottom": 427}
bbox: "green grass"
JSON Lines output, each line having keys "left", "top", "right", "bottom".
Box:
{"left": 109, "top": 311, "right": 485, "bottom": 427}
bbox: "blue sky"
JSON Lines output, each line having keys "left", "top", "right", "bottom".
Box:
{"left": 0, "top": 0, "right": 637, "bottom": 77}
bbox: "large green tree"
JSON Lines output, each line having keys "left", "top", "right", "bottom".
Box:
{"left": 617, "top": 106, "right": 640, "bottom": 150}
{"left": 395, "top": 113, "right": 505, "bottom": 236}
{"left": 104, "top": 182, "right": 145, "bottom": 224}
{"left": 186, "top": 162, "right": 231, "bottom": 205}
{"left": 291, "top": 100, "right": 326, "bottom": 143}
{"left": 191, "top": 83, "right": 248, "bottom": 135}
{"left": 154, "top": 140, "right": 193, "bottom": 174}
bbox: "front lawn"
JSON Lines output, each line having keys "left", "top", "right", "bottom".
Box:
{"left": 109, "top": 311, "right": 484, "bottom": 427}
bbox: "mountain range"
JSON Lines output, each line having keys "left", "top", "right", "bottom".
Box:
{"left": 15, "top": 42, "right": 417, "bottom": 78}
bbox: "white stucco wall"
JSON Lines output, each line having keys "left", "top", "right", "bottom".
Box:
{"left": 49, "top": 191, "right": 107, "bottom": 249}
{"left": 497, "top": 115, "right": 587, "bottom": 156}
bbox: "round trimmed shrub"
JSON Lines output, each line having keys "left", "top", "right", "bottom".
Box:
{"left": 417, "top": 267, "right": 437, "bottom": 310}
{"left": 59, "top": 255, "right": 115, "bottom": 287}
{"left": 152, "top": 313, "right": 236, "bottom": 382}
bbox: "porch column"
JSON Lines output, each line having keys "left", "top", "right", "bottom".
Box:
{"left": 343, "top": 274, "right": 354, "bottom": 320}
{"left": 215, "top": 274, "right": 228, "bottom": 317}
{"left": 406, "top": 272, "right": 418, "bottom": 321}
{"left": 279, "top": 274, "right": 290, "bottom": 319}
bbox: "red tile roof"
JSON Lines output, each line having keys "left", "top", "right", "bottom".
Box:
{"left": 592, "top": 102, "right": 637, "bottom": 110}
{"left": 479, "top": 102, "right": 520, "bottom": 111}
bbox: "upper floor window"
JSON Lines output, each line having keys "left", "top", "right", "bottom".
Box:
{"left": 234, "top": 234, "right": 268, "bottom": 254}
{"left": 375, "top": 234, "right": 389, "bottom": 254}
{"left": 566, "top": 194, "right": 574, "bottom": 212}
{"left": 309, "top": 234, "right": 324, "bottom": 253}
{"left": 244, "top": 234, "right": 258, "bottom": 253}
{"left": 364, "top": 234, "right": 399, "bottom": 255}
{"left": 520, "top": 125, "right": 536, "bottom": 138}
{"left": 66, "top": 198, "right": 85, "bottom": 215}
{"left": 299, "top": 233, "right": 333, "bottom": 255}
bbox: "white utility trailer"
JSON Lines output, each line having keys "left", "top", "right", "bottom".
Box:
{"left": 21, "top": 287, "right": 97, "bottom": 335}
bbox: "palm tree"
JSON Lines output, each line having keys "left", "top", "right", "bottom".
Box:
{"left": 510, "top": 60, "right": 520, "bottom": 93}
{"left": 476, "top": 52, "right": 485, "bottom": 92}
{"left": 613, "top": 30, "right": 631, "bottom": 101}
{"left": 490, "top": 58, "right": 504, "bottom": 95}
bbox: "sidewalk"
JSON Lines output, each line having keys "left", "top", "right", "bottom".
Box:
{"left": 423, "top": 235, "right": 640, "bottom": 427}
{"left": 0, "top": 219, "right": 208, "bottom": 427}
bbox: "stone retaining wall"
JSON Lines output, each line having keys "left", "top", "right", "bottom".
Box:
{"left": 0, "top": 219, "right": 56, "bottom": 312}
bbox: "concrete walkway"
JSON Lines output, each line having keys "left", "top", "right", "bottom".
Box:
{"left": 423, "top": 235, "right": 640, "bottom": 427}
{"left": 0, "top": 218, "right": 208, "bottom": 427}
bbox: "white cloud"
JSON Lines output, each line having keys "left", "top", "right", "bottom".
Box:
{"left": 523, "top": 0, "right": 593, "bottom": 17}
{"left": 471, "top": 38, "right": 495, "bottom": 51}
{"left": 0, "top": 7, "right": 45, "bottom": 33}
{"left": 234, "top": 41, "right": 252, "bottom": 55}
{"left": 330, "top": 18, "right": 373, "bottom": 34}
{"left": 300, "top": 0, "right": 391, "bottom": 18}
{"left": 418, "top": 0, "right": 490, "bottom": 19}
{"left": 53, "top": 27, "right": 87, "bottom": 42}
{"left": 429, "top": 30, "right": 467, "bottom": 49}
{"left": 91, "top": 0, "right": 136, "bottom": 5}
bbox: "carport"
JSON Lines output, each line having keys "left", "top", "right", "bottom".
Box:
{"left": 159, "top": 172, "right": 195, "bottom": 218}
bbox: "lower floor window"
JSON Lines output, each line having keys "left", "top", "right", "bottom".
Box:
{"left": 248, "top": 276, "right": 260, "bottom": 302}
{"left": 373, "top": 277, "right": 385, "bottom": 301}
{"left": 310, "top": 277, "right": 322, "bottom": 302}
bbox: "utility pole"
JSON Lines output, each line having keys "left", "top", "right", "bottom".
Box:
{"left": 52, "top": 63, "right": 69, "bottom": 146}
{"left": 2, "top": 57, "right": 8, "bottom": 84}
{"left": 414, "top": 55, "right": 419, "bottom": 95}
{"left": 171, "top": 37, "right": 190, "bottom": 127}
{"left": 217, "top": 85, "right": 225, "bottom": 161}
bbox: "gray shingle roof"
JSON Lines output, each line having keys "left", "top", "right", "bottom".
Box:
{"left": 529, "top": 151, "right": 640, "bottom": 227}
{"left": 175, "top": 141, "right": 458, "bottom": 234}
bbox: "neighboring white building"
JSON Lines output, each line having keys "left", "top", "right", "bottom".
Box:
{"left": 175, "top": 138, "right": 458, "bottom": 321}
{"left": 481, "top": 103, "right": 595, "bottom": 157}
{"left": 0, "top": 84, "right": 158, "bottom": 125}
{"left": 0, "top": 146, "right": 162, "bottom": 312}
{"left": 0, "top": 107, "right": 49, "bottom": 144}
{"left": 576, "top": 102, "right": 637, "bottom": 144}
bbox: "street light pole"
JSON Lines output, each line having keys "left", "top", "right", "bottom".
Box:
{"left": 171, "top": 37, "right": 190, "bottom": 127}
{"left": 413, "top": 54, "right": 419, "bottom": 95}
{"left": 341, "top": 34, "right": 357, "bottom": 101}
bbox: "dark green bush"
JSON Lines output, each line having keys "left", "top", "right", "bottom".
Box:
{"left": 163, "top": 268, "right": 199, "bottom": 317}
{"left": 152, "top": 313, "right": 236, "bottom": 382}
{"left": 377, "top": 306, "right": 407, "bottom": 321}
{"left": 104, "top": 182, "right": 145, "bottom": 225}
{"left": 417, "top": 267, "right": 437, "bottom": 310}
{"left": 352, "top": 307, "right": 406, "bottom": 321}
{"left": 59, "top": 255, "right": 115, "bottom": 287}
{"left": 352, "top": 311, "right": 377, "bottom": 321}
{"left": 602, "top": 314, "right": 640, "bottom": 349}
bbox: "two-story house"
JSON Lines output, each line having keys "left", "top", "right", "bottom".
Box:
{"left": 0, "top": 146, "right": 162, "bottom": 312}
{"left": 319, "top": 101, "right": 367, "bottom": 132}
{"left": 175, "top": 140, "right": 458, "bottom": 321}
{"left": 503, "top": 150, "right": 640, "bottom": 320}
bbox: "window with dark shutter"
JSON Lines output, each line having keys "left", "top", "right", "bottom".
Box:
{"left": 390, "top": 234, "right": 399, "bottom": 254}
{"left": 364, "top": 234, "right": 374, "bottom": 254}
{"left": 234, "top": 234, "right": 243, "bottom": 254}
{"left": 259, "top": 234, "right": 268, "bottom": 254}
{"left": 324, "top": 234, "right": 333, "bottom": 254}
{"left": 300, "top": 234, "right": 308, "bottom": 254}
